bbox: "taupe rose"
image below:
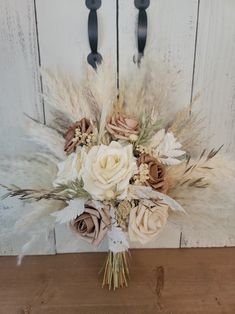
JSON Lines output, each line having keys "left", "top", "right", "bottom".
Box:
{"left": 128, "top": 200, "right": 168, "bottom": 244}
{"left": 137, "top": 154, "right": 168, "bottom": 193}
{"left": 64, "top": 118, "right": 95, "bottom": 154}
{"left": 70, "top": 201, "right": 111, "bottom": 246}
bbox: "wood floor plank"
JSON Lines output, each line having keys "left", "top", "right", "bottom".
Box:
{"left": 0, "top": 248, "right": 234, "bottom": 313}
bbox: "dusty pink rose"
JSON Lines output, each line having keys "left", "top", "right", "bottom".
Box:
{"left": 106, "top": 113, "right": 139, "bottom": 141}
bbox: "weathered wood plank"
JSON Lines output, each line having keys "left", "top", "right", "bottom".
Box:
{"left": 0, "top": 0, "right": 55, "bottom": 255}
{"left": 35, "top": 0, "right": 117, "bottom": 81}
{"left": 118, "top": 0, "right": 198, "bottom": 109}
{"left": 0, "top": 248, "right": 234, "bottom": 313}
{"left": 181, "top": 0, "right": 235, "bottom": 247}
{"left": 192, "top": 0, "right": 235, "bottom": 156}
{"left": 0, "top": 0, "right": 44, "bottom": 154}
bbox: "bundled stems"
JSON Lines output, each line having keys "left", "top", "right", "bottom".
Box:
{"left": 101, "top": 250, "right": 130, "bottom": 290}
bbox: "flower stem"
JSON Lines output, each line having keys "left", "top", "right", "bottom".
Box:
{"left": 100, "top": 250, "right": 130, "bottom": 290}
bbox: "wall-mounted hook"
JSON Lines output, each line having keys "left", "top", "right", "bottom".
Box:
{"left": 134, "top": 0, "right": 150, "bottom": 66}
{"left": 86, "top": 0, "right": 102, "bottom": 69}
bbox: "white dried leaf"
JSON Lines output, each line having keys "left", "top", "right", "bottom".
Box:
{"left": 51, "top": 198, "right": 87, "bottom": 223}
{"left": 151, "top": 129, "right": 185, "bottom": 165}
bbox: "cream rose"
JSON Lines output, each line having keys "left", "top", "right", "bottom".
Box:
{"left": 81, "top": 141, "right": 137, "bottom": 200}
{"left": 128, "top": 200, "right": 168, "bottom": 244}
{"left": 53, "top": 152, "right": 82, "bottom": 186}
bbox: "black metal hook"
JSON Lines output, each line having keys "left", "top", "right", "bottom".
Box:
{"left": 134, "top": 0, "right": 150, "bottom": 66}
{"left": 86, "top": 0, "right": 102, "bottom": 69}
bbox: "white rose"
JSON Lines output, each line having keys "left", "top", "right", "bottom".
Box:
{"left": 128, "top": 200, "right": 168, "bottom": 244}
{"left": 53, "top": 152, "right": 82, "bottom": 186}
{"left": 81, "top": 141, "right": 137, "bottom": 201}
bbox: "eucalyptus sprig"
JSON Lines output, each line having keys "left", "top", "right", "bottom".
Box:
{"left": 135, "top": 113, "right": 162, "bottom": 147}
{"left": 53, "top": 178, "right": 91, "bottom": 199}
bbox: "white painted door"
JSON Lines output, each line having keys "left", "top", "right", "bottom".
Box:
{"left": 0, "top": 0, "right": 235, "bottom": 255}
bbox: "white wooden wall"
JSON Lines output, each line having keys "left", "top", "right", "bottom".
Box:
{"left": 0, "top": 0, "right": 235, "bottom": 255}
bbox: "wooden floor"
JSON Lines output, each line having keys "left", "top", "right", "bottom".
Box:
{"left": 0, "top": 248, "right": 235, "bottom": 314}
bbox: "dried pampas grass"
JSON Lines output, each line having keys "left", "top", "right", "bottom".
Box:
{"left": 42, "top": 69, "right": 94, "bottom": 122}
{"left": 24, "top": 116, "right": 65, "bottom": 162}
{"left": 119, "top": 56, "right": 205, "bottom": 154}
{"left": 86, "top": 60, "right": 116, "bottom": 142}
{"left": 42, "top": 59, "right": 116, "bottom": 144}
{"left": 168, "top": 99, "right": 204, "bottom": 154}
{"left": 120, "top": 56, "right": 179, "bottom": 122}
{"left": 41, "top": 59, "right": 204, "bottom": 154}
{"left": 169, "top": 156, "right": 235, "bottom": 247}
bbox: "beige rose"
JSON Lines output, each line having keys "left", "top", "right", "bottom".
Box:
{"left": 70, "top": 201, "right": 110, "bottom": 246}
{"left": 128, "top": 200, "right": 168, "bottom": 244}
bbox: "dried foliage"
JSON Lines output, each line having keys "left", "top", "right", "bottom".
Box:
{"left": 166, "top": 146, "right": 224, "bottom": 191}
{"left": 115, "top": 200, "right": 132, "bottom": 231}
{"left": 0, "top": 179, "right": 90, "bottom": 203}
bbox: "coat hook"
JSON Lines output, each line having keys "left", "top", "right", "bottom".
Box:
{"left": 86, "top": 0, "right": 102, "bottom": 69}
{"left": 134, "top": 0, "right": 150, "bottom": 66}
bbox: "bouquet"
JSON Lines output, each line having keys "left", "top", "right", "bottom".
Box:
{"left": 1, "top": 61, "right": 235, "bottom": 290}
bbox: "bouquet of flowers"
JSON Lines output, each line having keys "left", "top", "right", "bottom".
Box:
{"left": 1, "top": 61, "right": 235, "bottom": 290}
